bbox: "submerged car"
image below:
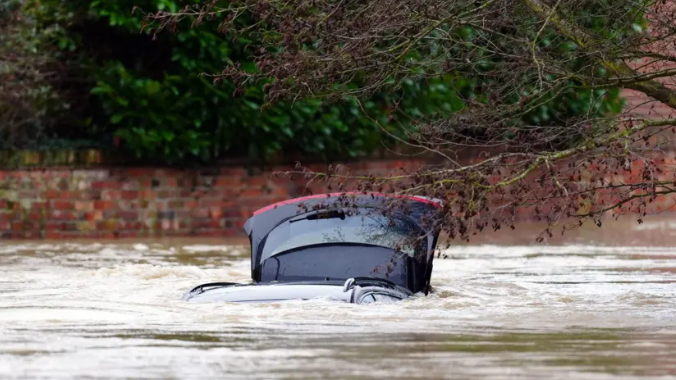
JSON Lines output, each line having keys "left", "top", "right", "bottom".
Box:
{"left": 183, "top": 192, "right": 442, "bottom": 304}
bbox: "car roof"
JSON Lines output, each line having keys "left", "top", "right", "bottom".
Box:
{"left": 252, "top": 192, "right": 442, "bottom": 216}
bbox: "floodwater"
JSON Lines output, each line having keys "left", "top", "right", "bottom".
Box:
{"left": 1, "top": 240, "right": 675, "bottom": 379}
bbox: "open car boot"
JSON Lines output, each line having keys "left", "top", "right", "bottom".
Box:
{"left": 183, "top": 192, "right": 442, "bottom": 304}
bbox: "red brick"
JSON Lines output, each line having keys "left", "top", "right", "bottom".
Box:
{"left": 61, "top": 191, "right": 81, "bottom": 199}
{"left": 157, "top": 190, "right": 176, "bottom": 199}
{"left": 94, "top": 201, "right": 113, "bottom": 210}
{"left": 220, "top": 167, "right": 246, "bottom": 176}
{"left": 159, "top": 229, "right": 185, "bottom": 237}
{"left": 47, "top": 211, "right": 71, "bottom": 221}
{"left": 73, "top": 201, "right": 94, "bottom": 211}
{"left": 91, "top": 181, "right": 120, "bottom": 190}
{"left": 192, "top": 218, "right": 221, "bottom": 229}
{"left": 126, "top": 168, "right": 156, "bottom": 177}
{"left": 51, "top": 201, "right": 73, "bottom": 210}
{"left": 220, "top": 209, "right": 238, "bottom": 218}
{"left": 84, "top": 211, "right": 103, "bottom": 221}
{"left": 117, "top": 231, "right": 140, "bottom": 239}
{"left": 138, "top": 190, "right": 156, "bottom": 200}
{"left": 25, "top": 211, "right": 41, "bottom": 220}
{"left": 44, "top": 231, "right": 63, "bottom": 239}
{"left": 177, "top": 190, "right": 193, "bottom": 198}
{"left": 91, "top": 181, "right": 105, "bottom": 190}
{"left": 122, "top": 190, "right": 138, "bottom": 200}
{"left": 117, "top": 211, "right": 138, "bottom": 221}
{"left": 44, "top": 220, "right": 63, "bottom": 230}
{"left": 78, "top": 190, "right": 99, "bottom": 200}
{"left": 167, "top": 200, "right": 184, "bottom": 209}
{"left": 630, "top": 160, "right": 645, "bottom": 176}
{"left": 193, "top": 230, "right": 226, "bottom": 237}
{"left": 32, "top": 202, "right": 47, "bottom": 210}
{"left": 199, "top": 199, "right": 223, "bottom": 208}
{"left": 11, "top": 222, "right": 22, "bottom": 232}
{"left": 101, "top": 190, "right": 121, "bottom": 201}
{"left": 45, "top": 190, "right": 61, "bottom": 199}
{"left": 136, "top": 178, "right": 151, "bottom": 188}
{"left": 20, "top": 230, "right": 40, "bottom": 239}
{"left": 191, "top": 208, "right": 209, "bottom": 218}
{"left": 247, "top": 176, "right": 268, "bottom": 187}
{"left": 214, "top": 176, "right": 241, "bottom": 187}
{"left": 184, "top": 200, "right": 198, "bottom": 209}
{"left": 18, "top": 190, "right": 38, "bottom": 199}
{"left": 164, "top": 178, "right": 178, "bottom": 187}
{"left": 52, "top": 171, "right": 70, "bottom": 178}
{"left": 238, "top": 188, "right": 263, "bottom": 198}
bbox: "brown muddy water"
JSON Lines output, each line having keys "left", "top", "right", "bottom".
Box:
{"left": 0, "top": 238, "right": 675, "bottom": 379}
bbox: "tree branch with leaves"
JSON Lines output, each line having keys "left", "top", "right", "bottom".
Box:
{"left": 143, "top": 0, "right": 676, "bottom": 242}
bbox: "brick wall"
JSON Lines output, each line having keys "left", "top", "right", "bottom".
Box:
{"left": 622, "top": 2, "right": 676, "bottom": 146}
{"left": 1, "top": 152, "right": 674, "bottom": 240}
{"left": 3, "top": 149, "right": 676, "bottom": 240}
{"left": 0, "top": 159, "right": 426, "bottom": 239}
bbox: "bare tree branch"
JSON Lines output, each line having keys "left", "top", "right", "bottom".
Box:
{"left": 143, "top": 0, "right": 676, "bottom": 242}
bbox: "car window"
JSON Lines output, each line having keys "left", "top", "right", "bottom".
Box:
{"left": 260, "top": 212, "right": 423, "bottom": 262}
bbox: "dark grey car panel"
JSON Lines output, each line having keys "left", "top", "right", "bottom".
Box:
{"left": 182, "top": 193, "right": 442, "bottom": 304}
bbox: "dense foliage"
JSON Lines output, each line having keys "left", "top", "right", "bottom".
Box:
{"left": 0, "top": 0, "right": 71, "bottom": 149}
{"left": 2, "top": 0, "right": 460, "bottom": 162}
{"left": 140, "top": 0, "right": 676, "bottom": 241}
{"left": 2, "top": 0, "right": 624, "bottom": 164}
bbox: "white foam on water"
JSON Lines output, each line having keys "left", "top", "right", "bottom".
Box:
{"left": 182, "top": 245, "right": 239, "bottom": 253}
{"left": 1, "top": 242, "right": 675, "bottom": 379}
{"left": 441, "top": 244, "right": 676, "bottom": 256}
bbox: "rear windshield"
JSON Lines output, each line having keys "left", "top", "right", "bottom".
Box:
{"left": 260, "top": 211, "right": 424, "bottom": 263}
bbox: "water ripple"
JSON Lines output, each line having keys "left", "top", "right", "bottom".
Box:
{"left": 0, "top": 242, "right": 675, "bottom": 379}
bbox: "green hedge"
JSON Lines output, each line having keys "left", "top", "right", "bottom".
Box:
{"left": 13, "top": 0, "right": 464, "bottom": 163}
{"left": 3, "top": 0, "right": 624, "bottom": 164}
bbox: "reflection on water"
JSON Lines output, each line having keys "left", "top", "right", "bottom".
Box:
{"left": 0, "top": 241, "right": 675, "bottom": 379}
